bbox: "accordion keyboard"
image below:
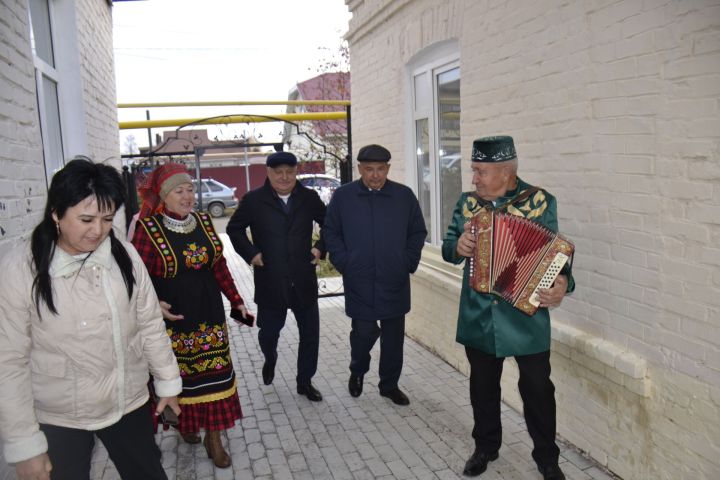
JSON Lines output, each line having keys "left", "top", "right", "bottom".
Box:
{"left": 528, "top": 251, "right": 570, "bottom": 307}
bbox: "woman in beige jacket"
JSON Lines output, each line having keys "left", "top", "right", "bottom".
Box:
{"left": 0, "top": 159, "right": 182, "bottom": 480}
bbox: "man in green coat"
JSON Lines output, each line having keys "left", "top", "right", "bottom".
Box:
{"left": 442, "top": 136, "right": 574, "bottom": 480}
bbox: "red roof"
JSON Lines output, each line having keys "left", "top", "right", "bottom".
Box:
{"left": 293, "top": 72, "right": 350, "bottom": 137}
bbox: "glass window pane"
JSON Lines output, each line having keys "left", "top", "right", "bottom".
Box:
{"left": 414, "top": 72, "right": 430, "bottom": 112}
{"left": 415, "top": 118, "right": 431, "bottom": 242}
{"left": 29, "top": 0, "right": 55, "bottom": 67}
{"left": 437, "top": 67, "right": 461, "bottom": 236}
{"left": 40, "top": 74, "right": 64, "bottom": 180}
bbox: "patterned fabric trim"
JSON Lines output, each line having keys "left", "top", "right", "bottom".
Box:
{"left": 503, "top": 189, "right": 547, "bottom": 219}
{"left": 178, "top": 380, "right": 237, "bottom": 405}
{"left": 463, "top": 188, "right": 547, "bottom": 221}
{"left": 137, "top": 212, "right": 223, "bottom": 277}
{"left": 195, "top": 212, "right": 223, "bottom": 268}
{"left": 462, "top": 195, "right": 485, "bottom": 219}
{"left": 138, "top": 216, "right": 178, "bottom": 278}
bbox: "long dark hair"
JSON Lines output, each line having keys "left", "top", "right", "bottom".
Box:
{"left": 31, "top": 157, "right": 135, "bottom": 315}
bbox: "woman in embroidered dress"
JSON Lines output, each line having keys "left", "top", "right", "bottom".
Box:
{"left": 0, "top": 158, "right": 181, "bottom": 480}
{"left": 131, "top": 163, "right": 250, "bottom": 468}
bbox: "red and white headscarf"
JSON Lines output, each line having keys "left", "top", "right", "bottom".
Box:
{"left": 138, "top": 163, "right": 193, "bottom": 218}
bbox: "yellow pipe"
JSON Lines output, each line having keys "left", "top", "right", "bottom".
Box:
{"left": 118, "top": 100, "right": 350, "bottom": 108}
{"left": 119, "top": 111, "right": 347, "bottom": 130}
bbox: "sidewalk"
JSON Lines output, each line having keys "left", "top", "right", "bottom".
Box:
{"left": 88, "top": 234, "right": 616, "bottom": 480}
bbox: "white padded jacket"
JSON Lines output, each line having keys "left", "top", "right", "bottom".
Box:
{"left": 0, "top": 236, "right": 181, "bottom": 463}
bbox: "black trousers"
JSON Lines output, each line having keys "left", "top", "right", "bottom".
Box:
{"left": 39, "top": 402, "right": 166, "bottom": 480}
{"left": 349, "top": 315, "right": 405, "bottom": 393}
{"left": 465, "top": 347, "right": 560, "bottom": 468}
{"left": 257, "top": 299, "right": 320, "bottom": 386}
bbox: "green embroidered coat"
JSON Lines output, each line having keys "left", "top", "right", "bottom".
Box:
{"left": 441, "top": 177, "right": 575, "bottom": 357}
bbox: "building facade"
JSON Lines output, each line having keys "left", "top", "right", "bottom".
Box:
{"left": 0, "top": 0, "right": 119, "bottom": 249}
{"left": 345, "top": 1, "right": 720, "bottom": 478}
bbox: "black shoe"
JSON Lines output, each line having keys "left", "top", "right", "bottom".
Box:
{"left": 348, "top": 374, "right": 363, "bottom": 397}
{"left": 262, "top": 361, "right": 275, "bottom": 385}
{"left": 463, "top": 450, "right": 499, "bottom": 477}
{"left": 538, "top": 464, "right": 566, "bottom": 480}
{"left": 380, "top": 388, "right": 410, "bottom": 406}
{"left": 297, "top": 384, "right": 323, "bottom": 402}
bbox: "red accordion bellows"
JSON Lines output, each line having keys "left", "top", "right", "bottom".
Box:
{"left": 468, "top": 209, "right": 574, "bottom": 316}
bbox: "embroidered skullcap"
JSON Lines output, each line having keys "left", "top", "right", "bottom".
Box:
{"left": 138, "top": 162, "right": 193, "bottom": 218}
{"left": 266, "top": 151, "right": 298, "bottom": 167}
{"left": 357, "top": 144, "right": 391, "bottom": 162}
{"left": 471, "top": 136, "right": 517, "bottom": 162}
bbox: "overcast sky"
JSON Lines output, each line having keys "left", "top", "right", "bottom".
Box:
{"left": 113, "top": 0, "right": 351, "bottom": 151}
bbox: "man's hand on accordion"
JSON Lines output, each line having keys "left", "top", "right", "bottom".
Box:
{"left": 536, "top": 274, "right": 568, "bottom": 308}
{"left": 456, "top": 222, "right": 476, "bottom": 258}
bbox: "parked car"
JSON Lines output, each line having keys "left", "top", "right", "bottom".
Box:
{"left": 193, "top": 178, "right": 238, "bottom": 217}
{"left": 297, "top": 174, "right": 341, "bottom": 204}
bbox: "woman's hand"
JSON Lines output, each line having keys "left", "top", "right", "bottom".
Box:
{"left": 155, "top": 395, "right": 181, "bottom": 417}
{"left": 230, "top": 304, "right": 254, "bottom": 326}
{"left": 159, "top": 300, "right": 184, "bottom": 321}
{"left": 16, "top": 453, "right": 52, "bottom": 480}
{"left": 235, "top": 304, "right": 250, "bottom": 319}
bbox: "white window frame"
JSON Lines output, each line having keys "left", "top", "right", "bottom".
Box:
{"left": 405, "top": 40, "right": 460, "bottom": 245}
{"left": 29, "top": 0, "right": 87, "bottom": 186}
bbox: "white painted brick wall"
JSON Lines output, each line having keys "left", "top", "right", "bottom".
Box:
{"left": 0, "top": 0, "right": 45, "bottom": 249}
{"left": 347, "top": 0, "right": 720, "bottom": 478}
{"left": 78, "top": 0, "right": 119, "bottom": 162}
{"left": 0, "top": 0, "right": 117, "bottom": 251}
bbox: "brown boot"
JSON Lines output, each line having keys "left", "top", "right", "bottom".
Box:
{"left": 203, "top": 430, "right": 231, "bottom": 468}
{"left": 181, "top": 431, "right": 201, "bottom": 444}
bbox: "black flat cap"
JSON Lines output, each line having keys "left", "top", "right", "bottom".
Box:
{"left": 266, "top": 151, "right": 298, "bottom": 167}
{"left": 357, "top": 144, "right": 391, "bottom": 162}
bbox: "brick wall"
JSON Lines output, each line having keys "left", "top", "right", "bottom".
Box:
{"left": 77, "top": 0, "right": 119, "bottom": 161}
{"left": 0, "top": 0, "right": 47, "bottom": 249}
{"left": 0, "top": 0, "right": 117, "bottom": 250}
{"left": 346, "top": 0, "right": 720, "bottom": 478}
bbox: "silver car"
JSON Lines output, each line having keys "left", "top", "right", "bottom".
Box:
{"left": 296, "top": 174, "right": 341, "bottom": 204}
{"left": 193, "top": 178, "right": 238, "bottom": 217}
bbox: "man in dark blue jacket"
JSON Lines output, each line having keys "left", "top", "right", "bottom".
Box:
{"left": 324, "top": 144, "right": 427, "bottom": 405}
{"left": 226, "top": 152, "right": 326, "bottom": 402}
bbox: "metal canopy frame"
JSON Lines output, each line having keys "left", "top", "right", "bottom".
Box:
{"left": 118, "top": 100, "right": 353, "bottom": 184}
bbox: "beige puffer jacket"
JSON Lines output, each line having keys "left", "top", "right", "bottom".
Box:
{"left": 0, "top": 236, "right": 181, "bottom": 464}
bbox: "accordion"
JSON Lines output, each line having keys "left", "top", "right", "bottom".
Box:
{"left": 468, "top": 208, "right": 574, "bottom": 316}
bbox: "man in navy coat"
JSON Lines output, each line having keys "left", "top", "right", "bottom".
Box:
{"left": 227, "top": 152, "right": 326, "bottom": 402}
{"left": 324, "top": 144, "right": 427, "bottom": 405}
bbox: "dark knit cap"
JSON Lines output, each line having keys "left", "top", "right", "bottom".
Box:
{"left": 471, "top": 136, "right": 517, "bottom": 162}
{"left": 266, "top": 151, "right": 298, "bottom": 167}
{"left": 357, "top": 144, "right": 391, "bottom": 162}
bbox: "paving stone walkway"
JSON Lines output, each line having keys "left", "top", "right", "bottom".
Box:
{"left": 86, "top": 233, "right": 618, "bottom": 480}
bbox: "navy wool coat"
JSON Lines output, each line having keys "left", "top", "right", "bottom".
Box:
{"left": 323, "top": 179, "right": 427, "bottom": 320}
{"left": 226, "top": 180, "right": 326, "bottom": 310}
